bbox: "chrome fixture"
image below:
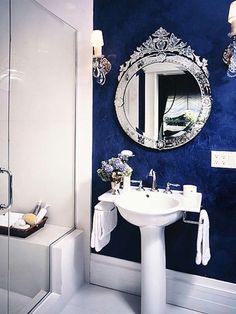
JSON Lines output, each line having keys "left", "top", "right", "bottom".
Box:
{"left": 129, "top": 179, "right": 145, "bottom": 191}
{"left": 148, "top": 169, "right": 158, "bottom": 191}
{"left": 0, "top": 168, "right": 13, "bottom": 210}
{"left": 95, "top": 206, "right": 116, "bottom": 213}
{"left": 223, "top": 1, "right": 236, "bottom": 77}
{"left": 182, "top": 211, "right": 203, "bottom": 225}
{"left": 137, "top": 180, "right": 145, "bottom": 191}
{"left": 164, "top": 182, "right": 180, "bottom": 194}
{"left": 91, "top": 30, "right": 111, "bottom": 85}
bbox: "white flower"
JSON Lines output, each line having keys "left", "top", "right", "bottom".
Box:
{"left": 120, "top": 150, "right": 134, "bottom": 157}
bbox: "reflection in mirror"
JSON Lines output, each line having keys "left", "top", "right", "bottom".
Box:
{"left": 125, "top": 63, "right": 201, "bottom": 140}
{"left": 115, "top": 28, "right": 212, "bottom": 150}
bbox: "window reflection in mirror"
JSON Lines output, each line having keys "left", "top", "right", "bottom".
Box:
{"left": 124, "top": 62, "right": 201, "bottom": 141}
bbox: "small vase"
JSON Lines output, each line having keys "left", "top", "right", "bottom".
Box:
{"left": 111, "top": 181, "right": 121, "bottom": 195}
{"left": 123, "top": 175, "right": 131, "bottom": 191}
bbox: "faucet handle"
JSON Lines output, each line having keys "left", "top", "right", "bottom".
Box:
{"left": 137, "top": 180, "right": 145, "bottom": 191}
{"left": 164, "top": 182, "right": 180, "bottom": 194}
{"left": 130, "top": 179, "right": 145, "bottom": 191}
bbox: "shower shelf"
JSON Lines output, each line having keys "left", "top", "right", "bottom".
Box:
{"left": 0, "top": 217, "right": 48, "bottom": 238}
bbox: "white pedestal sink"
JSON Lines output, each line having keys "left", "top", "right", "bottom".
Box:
{"left": 112, "top": 189, "right": 202, "bottom": 314}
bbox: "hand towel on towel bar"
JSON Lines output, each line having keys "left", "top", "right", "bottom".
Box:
{"left": 91, "top": 201, "right": 117, "bottom": 252}
{"left": 195, "top": 209, "right": 211, "bottom": 266}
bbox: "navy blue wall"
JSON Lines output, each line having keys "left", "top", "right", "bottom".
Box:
{"left": 92, "top": 0, "right": 236, "bottom": 283}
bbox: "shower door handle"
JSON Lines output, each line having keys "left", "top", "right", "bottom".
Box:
{"left": 0, "top": 168, "right": 13, "bottom": 210}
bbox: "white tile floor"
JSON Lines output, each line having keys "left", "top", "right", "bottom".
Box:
{"left": 60, "top": 284, "right": 200, "bottom": 314}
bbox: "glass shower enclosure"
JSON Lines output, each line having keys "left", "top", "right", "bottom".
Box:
{"left": 0, "top": 1, "right": 76, "bottom": 313}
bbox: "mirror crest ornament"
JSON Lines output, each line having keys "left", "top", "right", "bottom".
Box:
{"left": 115, "top": 27, "right": 212, "bottom": 150}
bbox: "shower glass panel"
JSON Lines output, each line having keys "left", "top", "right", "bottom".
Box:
{"left": 1, "top": 1, "right": 76, "bottom": 313}
{"left": 0, "top": 0, "right": 11, "bottom": 313}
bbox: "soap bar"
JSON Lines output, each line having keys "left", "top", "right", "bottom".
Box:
{"left": 23, "top": 213, "right": 37, "bottom": 226}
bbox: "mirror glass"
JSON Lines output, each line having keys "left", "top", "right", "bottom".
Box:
{"left": 115, "top": 28, "right": 212, "bottom": 150}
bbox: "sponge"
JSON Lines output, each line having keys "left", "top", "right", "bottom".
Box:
{"left": 23, "top": 213, "right": 37, "bottom": 226}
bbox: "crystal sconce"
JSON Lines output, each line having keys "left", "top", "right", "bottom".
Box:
{"left": 223, "top": 1, "right": 236, "bottom": 77}
{"left": 91, "top": 30, "right": 111, "bottom": 85}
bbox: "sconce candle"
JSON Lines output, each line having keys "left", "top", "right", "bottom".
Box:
{"left": 91, "top": 30, "right": 104, "bottom": 57}
{"left": 229, "top": 1, "right": 236, "bottom": 36}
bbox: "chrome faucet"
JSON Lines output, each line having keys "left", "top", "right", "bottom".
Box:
{"left": 149, "top": 169, "right": 158, "bottom": 191}
{"left": 164, "top": 182, "right": 180, "bottom": 194}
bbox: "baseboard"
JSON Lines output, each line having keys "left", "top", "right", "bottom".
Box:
{"left": 90, "top": 253, "right": 236, "bottom": 314}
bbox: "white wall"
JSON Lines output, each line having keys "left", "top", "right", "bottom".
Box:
{"left": 9, "top": 0, "right": 76, "bottom": 228}
{"left": 35, "top": 0, "right": 82, "bottom": 30}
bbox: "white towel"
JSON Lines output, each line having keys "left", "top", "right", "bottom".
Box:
{"left": 0, "top": 212, "right": 24, "bottom": 227}
{"left": 195, "top": 209, "right": 211, "bottom": 266}
{"left": 91, "top": 201, "right": 117, "bottom": 252}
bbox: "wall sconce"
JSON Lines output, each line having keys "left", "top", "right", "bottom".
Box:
{"left": 91, "top": 30, "right": 111, "bottom": 85}
{"left": 223, "top": 1, "right": 236, "bottom": 77}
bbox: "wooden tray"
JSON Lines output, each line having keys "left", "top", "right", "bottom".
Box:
{"left": 0, "top": 217, "right": 48, "bottom": 238}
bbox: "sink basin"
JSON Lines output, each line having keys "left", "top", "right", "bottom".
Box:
{"left": 114, "top": 190, "right": 183, "bottom": 227}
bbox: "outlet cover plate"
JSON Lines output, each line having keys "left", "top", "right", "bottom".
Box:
{"left": 211, "top": 151, "right": 236, "bottom": 168}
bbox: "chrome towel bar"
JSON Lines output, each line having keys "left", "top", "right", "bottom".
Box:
{"left": 182, "top": 211, "right": 203, "bottom": 225}
{"left": 95, "top": 206, "right": 116, "bottom": 213}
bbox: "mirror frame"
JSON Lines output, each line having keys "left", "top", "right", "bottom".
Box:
{"left": 114, "top": 27, "right": 212, "bottom": 150}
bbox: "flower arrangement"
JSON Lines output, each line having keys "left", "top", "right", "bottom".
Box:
{"left": 97, "top": 151, "right": 133, "bottom": 183}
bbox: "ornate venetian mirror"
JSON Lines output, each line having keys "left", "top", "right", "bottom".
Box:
{"left": 115, "top": 28, "right": 212, "bottom": 150}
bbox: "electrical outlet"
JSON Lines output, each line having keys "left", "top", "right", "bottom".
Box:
{"left": 211, "top": 151, "right": 228, "bottom": 167}
{"left": 211, "top": 151, "right": 236, "bottom": 168}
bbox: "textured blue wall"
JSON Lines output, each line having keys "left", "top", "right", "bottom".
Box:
{"left": 92, "top": 0, "right": 236, "bottom": 283}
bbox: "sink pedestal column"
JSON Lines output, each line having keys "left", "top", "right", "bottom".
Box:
{"left": 140, "top": 226, "right": 166, "bottom": 314}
